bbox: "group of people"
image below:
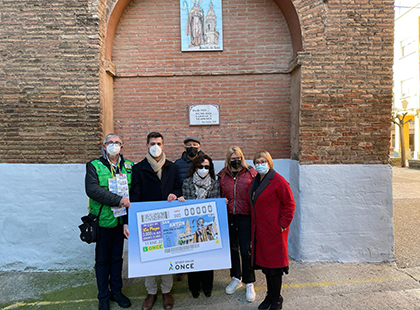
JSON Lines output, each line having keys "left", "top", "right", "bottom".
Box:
{"left": 85, "top": 132, "right": 295, "bottom": 310}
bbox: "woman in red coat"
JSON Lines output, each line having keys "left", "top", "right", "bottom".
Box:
{"left": 249, "top": 151, "right": 295, "bottom": 310}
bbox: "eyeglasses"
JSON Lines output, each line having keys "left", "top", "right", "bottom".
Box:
{"left": 198, "top": 165, "right": 210, "bottom": 170}
{"left": 255, "top": 160, "right": 267, "bottom": 165}
{"left": 105, "top": 141, "right": 122, "bottom": 146}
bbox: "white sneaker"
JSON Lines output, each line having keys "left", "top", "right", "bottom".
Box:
{"left": 225, "top": 277, "right": 243, "bottom": 294}
{"left": 246, "top": 283, "right": 256, "bottom": 302}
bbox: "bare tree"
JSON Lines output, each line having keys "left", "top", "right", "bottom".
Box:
{"left": 392, "top": 112, "right": 410, "bottom": 167}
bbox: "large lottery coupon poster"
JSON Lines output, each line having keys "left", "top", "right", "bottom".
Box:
{"left": 128, "top": 198, "right": 231, "bottom": 278}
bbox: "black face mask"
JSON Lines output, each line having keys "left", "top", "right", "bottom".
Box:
{"left": 230, "top": 159, "right": 242, "bottom": 169}
{"left": 186, "top": 147, "right": 198, "bottom": 158}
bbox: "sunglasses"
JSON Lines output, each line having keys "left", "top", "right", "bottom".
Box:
{"left": 198, "top": 165, "right": 210, "bottom": 170}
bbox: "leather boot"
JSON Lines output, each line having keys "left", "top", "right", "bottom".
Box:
{"left": 258, "top": 293, "right": 273, "bottom": 310}
{"left": 269, "top": 296, "right": 284, "bottom": 310}
{"left": 142, "top": 294, "right": 157, "bottom": 310}
{"left": 162, "top": 292, "right": 174, "bottom": 310}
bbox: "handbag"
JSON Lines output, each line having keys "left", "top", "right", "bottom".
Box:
{"left": 78, "top": 205, "right": 104, "bottom": 244}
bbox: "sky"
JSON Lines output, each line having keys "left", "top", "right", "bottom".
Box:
{"left": 395, "top": 0, "right": 420, "bottom": 18}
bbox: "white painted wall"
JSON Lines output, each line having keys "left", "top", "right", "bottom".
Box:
{"left": 0, "top": 161, "right": 394, "bottom": 271}
{"left": 289, "top": 164, "right": 394, "bottom": 262}
{"left": 0, "top": 163, "right": 94, "bottom": 271}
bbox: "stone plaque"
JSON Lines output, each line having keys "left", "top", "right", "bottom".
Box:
{"left": 189, "top": 104, "right": 220, "bottom": 126}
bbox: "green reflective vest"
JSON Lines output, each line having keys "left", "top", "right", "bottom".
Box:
{"left": 89, "top": 158, "right": 133, "bottom": 228}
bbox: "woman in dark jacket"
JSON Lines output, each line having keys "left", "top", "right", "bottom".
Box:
{"left": 249, "top": 151, "right": 295, "bottom": 310}
{"left": 182, "top": 154, "right": 220, "bottom": 298}
{"left": 217, "top": 146, "right": 257, "bottom": 302}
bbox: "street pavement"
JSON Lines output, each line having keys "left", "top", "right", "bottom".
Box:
{"left": 393, "top": 167, "right": 420, "bottom": 268}
{"left": 1, "top": 166, "right": 420, "bottom": 310}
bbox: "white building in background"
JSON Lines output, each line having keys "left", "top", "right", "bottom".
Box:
{"left": 393, "top": 2, "right": 420, "bottom": 159}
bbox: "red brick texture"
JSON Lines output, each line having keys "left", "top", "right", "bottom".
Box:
{"left": 114, "top": 74, "right": 291, "bottom": 162}
{"left": 0, "top": 0, "right": 105, "bottom": 163}
{"left": 0, "top": 0, "right": 394, "bottom": 165}
{"left": 294, "top": 0, "right": 394, "bottom": 164}
{"left": 112, "top": 0, "right": 294, "bottom": 162}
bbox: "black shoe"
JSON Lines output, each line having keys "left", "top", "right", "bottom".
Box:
{"left": 258, "top": 294, "right": 273, "bottom": 310}
{"left": 203, "top": 290, "right": 212, "bottom": 298}
{"left": 191, "top": 291, "right": 200, "bottom": 298}
{"left": 110, "top": 291, "right": 132, "bottom": 308}
{"left": 99, "top": 299, "right": 110, "bottom": 310}
{"left": 270, "top": 296, "right": 283, "bottom": 310}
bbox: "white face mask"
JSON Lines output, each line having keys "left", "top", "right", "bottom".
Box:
{"left": 197, "top": 168, "right": 209, "bottom": 178}
{"left": 149, "top": 144, "right": 162, "bottom": 158}
{"left": 106, "top": 143, "right": 121, "bottom": 158}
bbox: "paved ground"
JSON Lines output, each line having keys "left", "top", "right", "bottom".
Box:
{"left": 1, "top": 166, "right": 420, "bottom": 310}
{"left": 393, "top": 167, "right": 420, "bottom": 268}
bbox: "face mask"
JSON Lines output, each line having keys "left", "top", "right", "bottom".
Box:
{"left": 197, "top": 168, "right": 209, "bottom": 178}
{"left": 255, "top": 163, "right": 269, "bottom": 175}
{"left": 230, "top": 159, "right": 242, "bottom": 169}
{"left": 149, "top": 144, "right": 162, "bottom": 158}
{"left": 186, "top": 147, "right": 198, "bottom": 158}
{"left": 106, "top": 143, "right": 121, "bottom": 158}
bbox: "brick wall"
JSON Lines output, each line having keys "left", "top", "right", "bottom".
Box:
{"left": 0, "top": 0, "right": 104, "bottom": 163}
{"left": 114, "top": 74, "right": 291, "bottom": 162}
{"left": 295, "top": 0, "right": 394, "bottom": 164}
{"left": 0, "top": 0, "right": 394, "bottom": 165}
{"left": 112, "top": 0, "right": 293, "bottom": 162}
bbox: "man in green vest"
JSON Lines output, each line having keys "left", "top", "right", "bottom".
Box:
{"left": 85, "top": 133, "right": 133, "bottom": 310}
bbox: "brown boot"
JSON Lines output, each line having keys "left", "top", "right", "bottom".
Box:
{"left": 142, "top": 294, "right": 157, "bottom": 310}
{"left": 162, "top": 292, "right": 174, "bottom": 310}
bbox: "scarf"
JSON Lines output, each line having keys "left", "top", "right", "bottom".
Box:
{"left": 193, "top": 171, "right": 212, "bottom": 199}
{"left": 146, "top": 152, "right": 166, "bottom": 180}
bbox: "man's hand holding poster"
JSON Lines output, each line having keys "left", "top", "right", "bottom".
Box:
{"left": 128, "top": 198, "right": 231, "bottom": 278}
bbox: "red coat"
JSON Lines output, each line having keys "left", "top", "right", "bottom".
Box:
{"left": 217, "top": 166, "right": 257, "bottom": 215}
{"left": 249, "top": 170, "right": 295, "bottom": 269}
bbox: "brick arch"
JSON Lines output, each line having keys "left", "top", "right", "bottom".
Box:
{"left": 103, "top": 0, "right": 303, "bottom": 162}
{"left": 105, "top": 0, "right": 302, "bottom": 60}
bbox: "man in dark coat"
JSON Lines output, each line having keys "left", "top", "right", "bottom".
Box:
{"left": 174, "top": 137, "right": 204, "bottom": 183}
{"left": 130, "top": 132, "right": 183, "bottom": 310}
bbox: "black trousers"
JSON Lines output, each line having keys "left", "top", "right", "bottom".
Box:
{"left": 264, "top": 272, "right": 283, "bottom": 299}
{"left": 95, "top": 225, "right": 124, "bottom": 301}
{"left": 228, "top": 213, "right": 256, "bottom": 283}
{"left": 188, "top": 270, "right": 214, "bottom": 292}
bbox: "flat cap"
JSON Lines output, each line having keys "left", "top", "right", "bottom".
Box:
{"left": 183, "top": 137, "right": 201, "bottom": 144}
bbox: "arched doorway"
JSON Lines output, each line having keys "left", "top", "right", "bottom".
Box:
{"left": 104, "top": 0, "right": 303, "bottom": 162}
